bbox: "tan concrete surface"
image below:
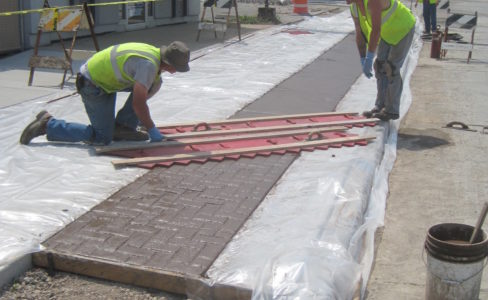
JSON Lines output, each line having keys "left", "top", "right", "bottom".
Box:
{"left": 366, "top": 0, "right": 488, "bottom": 298}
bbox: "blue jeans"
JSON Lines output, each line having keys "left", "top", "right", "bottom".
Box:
{"left": 374, "top": 26, "right": 415, "bottom": 116}
{"left": 423, "top": 2, "right": 437, "bottom": 33}
{"left": 46, "top": 82, "right": 139, "bottom": 145}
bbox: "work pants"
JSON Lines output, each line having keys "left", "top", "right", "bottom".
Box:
{"left": 374, "top": 26, "right": 415, "bottom": 116}
{"left": 423, "top": 2, "right": 437, "bottom": 33}
{"left": 46, "top": 76, "right": 139, "bottom": 145}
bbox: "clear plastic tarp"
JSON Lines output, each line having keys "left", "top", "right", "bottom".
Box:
{"left": 205, "top": 23, "right": 422, "bottom": 298}
{"left": 0, "top": 9, "right": 422, "bottom": 299}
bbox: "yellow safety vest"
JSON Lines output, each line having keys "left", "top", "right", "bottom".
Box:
{"left": 350, "top": 2, "right": 372, "bottom": 43}
{"left": 87, "top": 43, "right": 161, "bottom": 94}
{"left": 418, "top": 0, "right": 437, "bottom": 4}
{"left": 364, "top": 0, "right": 416, "bottom": 45}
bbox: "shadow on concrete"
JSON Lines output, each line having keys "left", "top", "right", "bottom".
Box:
{"left": 397, "top": 128, "right": 451, "bottom": 150}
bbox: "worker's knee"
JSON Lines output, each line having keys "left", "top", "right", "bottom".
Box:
{"left": 375, "top": 59, "right": 397, "bottom": 80}
{"left": 374, "top": 59, "right": 385, "bottom": 78}
{"left": 90, "top": 127, "right": 113, "bottom": 145}
{"left": 384, "top": 60, "right": 397, "bottom": 80}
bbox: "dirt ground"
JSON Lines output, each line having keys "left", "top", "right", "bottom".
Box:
{"left": 0, "top": 268, "right": 185, "bottom": 300}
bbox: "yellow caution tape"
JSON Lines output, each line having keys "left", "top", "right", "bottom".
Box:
{"left": 0, "top": 0, "right": 159, "bottom": 17}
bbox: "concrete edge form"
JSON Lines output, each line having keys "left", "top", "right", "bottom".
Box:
{"left": 32, "top": 251, "right": 252, "bottom": 300}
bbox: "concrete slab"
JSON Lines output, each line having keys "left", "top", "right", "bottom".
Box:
{"left": 239, "top": 34, "right": 360, "bottom": 117}
{"left": 34, "top": 155, "right": 296, "bottom": 297}
{"left": 365, "top": 1, "right": 488, "bottom": 297}
{"left": 4, "top": 0, "right": 487, "bottom": 298}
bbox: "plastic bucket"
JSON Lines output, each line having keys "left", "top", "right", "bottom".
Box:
{"left": 425, "top": 223, "right": 488, "bottom": 300}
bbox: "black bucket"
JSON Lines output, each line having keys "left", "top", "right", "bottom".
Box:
{"left": 425, "top": 223, "right": 488, "bottom": 263}
{"left": 425, "top": 223, "right": 488, "bottom": 300}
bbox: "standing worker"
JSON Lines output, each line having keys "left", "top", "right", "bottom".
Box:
{"left": 415, "top": 0, "right": 438, "bottom": 35}
{"left": 347, "top": 0, "right": 416, "bottom": 121}
{"left": 20, "top": 41, "right": 190, "bottom": 145}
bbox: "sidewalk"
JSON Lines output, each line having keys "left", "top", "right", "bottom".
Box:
{"left": 1, "top": 0, "right": 487, "bottom": 299}
{"left": 366, "top": 0, "right": 488, "bottom": 298}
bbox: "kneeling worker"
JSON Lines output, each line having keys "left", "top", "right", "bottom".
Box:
{"left": 20, "top": 41, "right": 190, "bottom": 145}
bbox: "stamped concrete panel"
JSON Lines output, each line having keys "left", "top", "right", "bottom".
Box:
{"left": 35, "top": 154, "right": 296, "bottom": 292}
{"left": 238, "top": 34, "right": 361, "bottom": 117}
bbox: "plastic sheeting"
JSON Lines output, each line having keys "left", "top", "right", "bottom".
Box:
{"left": 203, "top": 16, "right": 423, "bottom": 300}
{"left": 0, "top": 9, "right": 422, "bottom": 300}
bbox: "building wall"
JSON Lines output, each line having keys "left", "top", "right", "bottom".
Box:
{"left": 155, "top": 0, "right": 173, "bottom": 19}
{"left": 0, "top": 2, "right": 22, "bottom": 53}
{"left": 19, "top": 0, "right": 199, "bottom": 50}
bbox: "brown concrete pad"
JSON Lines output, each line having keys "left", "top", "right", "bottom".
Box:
{"left": 34, "top": 154, "right": 296, "bottom": 295}
{"left": 238, "top": 34, "right": 361, "bottom": 117}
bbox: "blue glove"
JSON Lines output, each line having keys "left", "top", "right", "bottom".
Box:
{"left": 362, "top": 51, "right": 375, "bottom": 78}
{"left": 360, "top": 56, "right": 366, "bottom": 67}
{"left": 148, "top": 127, "right": 164, "bottom": 142}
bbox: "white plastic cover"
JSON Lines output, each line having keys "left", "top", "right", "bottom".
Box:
{"left": 203, "top": 13, "right": 422, "bottom": 300}
{"left": 0, "top": 9, "right": 422, "bottom": 300}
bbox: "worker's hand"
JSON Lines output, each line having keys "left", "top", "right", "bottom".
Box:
{"left": 360, "top": 57, "right": 366, "bottom": 67}
{"left": 363, "top": 51, "right": 375, "bottom": 78}
{"left": 148, "top": 127, "right": 164, "bottom": 142}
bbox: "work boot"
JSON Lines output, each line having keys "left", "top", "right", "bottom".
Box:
{"left": 20, "top": 110, "right": 52, "bottom": 145}
{"left": 372, "top": 109, "right": 399, "bottom": 121}
{"left": 362, "top": 107, "right": 380, "bottom": 118}
{"left": 113, "top": 124, "right": 149, "bottom": 141}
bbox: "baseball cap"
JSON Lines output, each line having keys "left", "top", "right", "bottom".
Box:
{"left": 160, "top": 41, "right": 190, "bottom": 72}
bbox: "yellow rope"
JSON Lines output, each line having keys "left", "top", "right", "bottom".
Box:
{"left": 0, "top": 0, "right": 160, "bottom": 17}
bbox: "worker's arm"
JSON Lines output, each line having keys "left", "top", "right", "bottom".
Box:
{"left": 132, "top": 81, "right": 163, "bottom": 142}
{"left": 361, "top": 0, "right": 382, "bottom": 78}
{"left": 352, "top": 16, "right": 367, "bottom": 59}
{"left": 147, "top": 78, "right": 162, "bottom": 99}
{"left": 132, "top": 82, "right": 153, "bottom": 129}
{"left": 367, "top": 0, "right": 382, "bottom": 54}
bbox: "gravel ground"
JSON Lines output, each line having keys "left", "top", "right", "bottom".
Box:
{"left": 0, "top": 268, "right": 185, "bottom": 300}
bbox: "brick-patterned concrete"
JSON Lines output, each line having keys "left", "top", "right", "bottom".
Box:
{"left": 40, "top": 154, "right": 296, "bottom": 278}
{"left": 34, "top": 35, "right": 359, "bottom": 295}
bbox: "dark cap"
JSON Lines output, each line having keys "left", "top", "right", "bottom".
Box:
{"left": 160, "top": 41, "right": 190, "bottom": 72}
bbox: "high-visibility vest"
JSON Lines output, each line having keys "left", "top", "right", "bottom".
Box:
{"left": 418, "top": 0, "right": 437, "bottom": 4}
{"left": 364, "top": 0, "right": 416, "bottom": 45}
{"left": 350, "top": 2, "right": 372, "bottom": 43}
{"left": 87, "top": 43, "right": 161, "bottom": 94}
